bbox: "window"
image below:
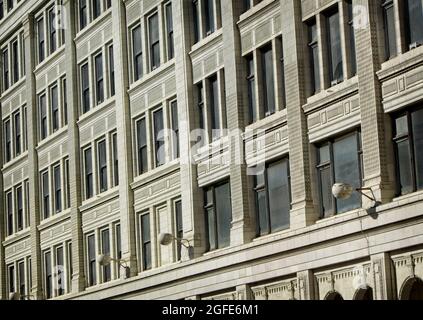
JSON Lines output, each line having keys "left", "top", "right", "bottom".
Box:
{"left": 14, "top": 112, "right": 21, "bottom": 156}
{"left": 81, "top": 63, "right": 90, "bottom": 113}
{"left": 153, "top": 109, "right": 165, "bottom": 167}
{"left": 132, "top": 25, "right": 143, "bottom": 81}
{"left": 65, "top": 159, "right": 70, "bottom": 208}
{"left": 246, "top": 55, "right": 257, "bottom": 124}
{"left": 2, "top": 49, "right": 9, "bottom": 91}
{"left": 308, "top": 20, "right": 320, "bottom": 94}
{"left": 0, "top": 0, "right": 3, "bottom": 20}
{"left": 115, "top": 224, "right": 121, "bottom": 277}
{"left": 44, "top": 251, "right": 52, "bottom": 299}
{"left": 55, "top": 247, "right": 64, "bottom": 296}
{"left": 326, "top": 9, "right": 343, "bottom": 85}
{"left": 347, "top": 0, "right": 357, "bottom": 76}
{"left": 62, "top": 78, "right": 68, "bottom": 125}
{"left": 316, "top": 131, "right": 362, "bottom": 218}
{"left": 53, "top": 165, "right": 62, "bottom": 214}
{"left": 6, "top": 0, "right": 12, "bottom": 11}
{"left": 261, "top": 45, "right": 275, "bottom": 116}
{"left": 405, "top": 0, "right": 423, "bottom": 48}
{"left": 112, "top": 132, "right": 119, "bottom": 187}
{"left": 48, "top": 6, "right": 57, "bottom": 54}
{"left": 165, "top": 2, "right": 174, "bottom": 60}
{"left": 23, "top": 107, "right": 28, "bottom": 151}
{"left": 148, "top": 13, "right": 160, "bottom": 70}
{"left": 6, "top": 191, "right": 13, "bottom": 236}
{"left": 204, "top": 181, "right": 232, "bottom": 251}
{"left": 255, "top": 159, "right": 291, "bottom": 236}
{"left": 197, "top": 83, "right": 205, "bottom": 131}
{"left": 140, "top": 213, "right": 151, "bottom": 270}
{"left": 170, "top": 101, "right": 179, "bottom": 159}
{"left": 393, "top": 106, "right": 423, "bottom": 195}
{"left": 101, "top": 229, "right": 111, "bottom": 282}
{"left": 7, "top": 264, "right": 14, "bottom": 295}
{"left": 16, "top": 186, "right": 23, "bottom": 231}
{"left": 37, "top": 17, "right": 45, "bottom": 63}
{"left": 97, "top": 140, "right": 107, "bottom": 193}
{"left": 108, "top": 45, "right": 115, "bottom": 96}
{"left": 42, "top": 171, "right": 50, "bottom": 219}
{"left": 51, "top": 85, "right": 59, "bottom": 132}
{"left": 79, "top": 0, "right": 88, "bottom": 30}
{"left": 87, "top": 234, "right": 96, "bottom": 286}
{"left": 39, "top": 94, "right": 47, "bottom": 140}
{"left": 4, "top": 119, "right": 11, "bottom": 162}
{"left": 193, "top": 0, "right": 200, "bottom": 43}
{"left": 92, "top": 0, "right": 101, "bottom": 19}
{"left": 94, "top": 53, "right": 104, "bottom": 105}
{"left": 25, "top": 181, "right": 30, "bottom": 228}
{"left": 209, "top": 75, "right": 221, "bottom": 137}
{"left": 175, "top": 201, "right": 183, "bottom": 261}
{"left": 243, "top": 0, "right": 253, "bottom": 12}
{"left": 204, "top": 0, "right": 215, "bottom": 35}
{"left": 12, "top": 40, "right": 19, "bottom": 84}
{"left": 18, "top": 261, "right": 25, "bottom": 297}
{"left": 136, "top": 118, "right": 148, "bottom": 175}
{"left": 84, "top": 147, "right": 93, "bottom": 199}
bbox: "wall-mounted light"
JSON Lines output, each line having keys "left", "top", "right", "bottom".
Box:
{"left": 332, "top": 183, "right": 381, "bottom": 209}
{"left": 97, "top": 254, "right": 130, "bottom": 279}
{"left": 159, "top": 233, "right": 193, "bottom": 259}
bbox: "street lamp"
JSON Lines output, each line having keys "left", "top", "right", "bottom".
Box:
{"left": 332, "top": 183, "right": 380, "bottom": 209}
{"left": 97, "top": 254, "right": 131, "bottom": 279}
{"left": 158, "top": 233, "right": 193, "bottom": 259}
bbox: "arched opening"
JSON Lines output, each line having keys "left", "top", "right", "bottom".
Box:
{"left": 354, "top": 287, "right": 373, "bottom": 300}
{"left": 324, "top": 291, "right": 344, "bottom": 300}
{"left": 400, "top": 277, "right": 423, "bottom": 300}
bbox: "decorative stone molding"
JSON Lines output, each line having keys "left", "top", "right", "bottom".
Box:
{"left": 251, "top": 278, "right": 298, "bottom": 300}
{"left": 202, "top": 291, "right": 237, "bottom": 300}
{"left": 392, "top": 250, "right": 423, "bottom": 298}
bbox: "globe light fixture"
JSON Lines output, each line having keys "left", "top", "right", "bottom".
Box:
{"left": 159, "top": 233, "right": 191, "bottom": 249}
{"left": 97, "top": 254, "right": 131, "bottom": 278}
{"left": 332, "top": 183, "right": 380, "bottom": 209}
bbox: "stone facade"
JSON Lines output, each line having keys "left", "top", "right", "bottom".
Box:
{"left": 0, "top": 0, "right": 422, "bottom": 300}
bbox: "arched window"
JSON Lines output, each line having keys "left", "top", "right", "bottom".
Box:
{"left": 325, "top": 291, "right": 344, "bottom": 300}
{"left": 400, "top": 277, "right": 423, "bottom": 300}
{"left": 354, "top": 287, "right": 373, "bottom": 300}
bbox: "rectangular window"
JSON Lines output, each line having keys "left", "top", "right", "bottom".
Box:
{"left": 8, "top": 265, "right": 14, "bottom": 294}
{"left": 308, "top": 21, "right": 320, "bottom": 94}
{"left": 62, "top": 78, "right": 68, "bottom": 125}
{"left": 209, "top": 75, "right": 221, "bottom": 136}
{"left": 112, "top": 132, "right": 119, "bottom": 187}
{"left": 326, "top": 9, "right": 343, "bottom": 85}
{"left": 165, "top": 2, "right": 174, "bottom": 59}
{"left": 170, "top": 100, "right": 179, "bottom": 159}
{"left": 18, "top": 261, "right": 25, "bottom": 296}
{"left": 23, "top": 107, "right": 28, "bottom": 151}
{"left": 405, "top": 0, "right": 423, "bottom": 48}
{"left": 12, "top": 40, "right": 19, "bottom": 84}
{"left": 101, "top": 229, "right": 111, "bottom": 282}
{"left": 193, "top": 0, "right": 200, "bottom": 43}
{"left": 92, "top": 0, "right": 101, "bottom": 19}
{"left": 16, "top": 186, "right": 23, "bottom": 231}
{"left": 4, "top": 119, "right": 11, "bottom": 162}
{"left": 175, "top": 201, "right": 183, "bottom": 261}
{"left": 39, "top": 94, "right": 47, "bottom": 140}
{"left": 53, "top": 165, "right": 62, "bottom": 214}
{"left": 347, "top": 0, "right": 357, "bottom": 75}
{"left": 148, "top": 13, "right": 160, "bottom": 70}
{"left": 55, "top": 247, "right": 64, "bottom": 296}
{"left": 136, "top": 118, "right": 147, "bottom": 175}
{"left": 204, "top": 181, "right": 232, "bottom": 251}
{"left": 87, "top": 234, "right": 96, "bottom": 286}
{"left": 81, "top": 63, "right": 90, "bottom": 113}
{"left": 108, "top": 45, "right": 115, "bottom": 96}
{"left": 204, "top": 0, "right": 215, "bottom": 35}
{"left": 317, "top": 131, "right": 362, "bottom": 218}
{"left": 37, "top": 17, "right": 45, "bottom": 63}
{"left": 79, "top": 0, "right": 88, "bottom": 30}
{"left": 44, "top": 251, "right": 52, "bottom": 299}
{"left": 0, "top": 0, "right": 4, "bottom": 20}
{"left": 393, "top": 106, "right": 423, "bottom": 195}
{"left": 153, "top": 109, "right": 165, "bottom": 167}
{"left": 14, "top": 112, "right": 21, "bottom": 156}
{"left": 246, "top": 55, "right": 256, "bottom": 123}
{"left": 197, "top": 83, "right": 205, "bottom": 131}
{"left": 255, "top": 159, "right": 291, "bottom": 236}
{"left": 98, "top": 140, "right": 107, "bottom": 193}
{"left": 65, "top": 159, "right": 70, "bottom": 208}
{"left": 115, "top": 224, "right": 121, "bottom": 277}
{"left": 51, "top": 85, "right": 59, "bottom": 132}
{"left": 48, "top": 6, "right": 57, "bottom": 54}
{"left": 132, "top": 25, "right": 143, "bottom": 81}
{"left": 42, "top": 171, "right": 50, "bottom": 219}
{"left": 261, "top": 45, "right": 275, "bottom": 116}
{"left": 84, "top": 147, "right": 93, "bottom": 199}
{"left": 6, "top": 0, "right": 12, "bottom": 11}
{"left": 140, "top": 213, "right": 151, "bottom": 270}
{"left": 3, "top": 49, "right": 9, "bottom": 91}
{"left": 6, "top": 191, "right": 13, "bottom": 236}
{"left": 95, "top": 53, "right": 104, "bottom": 105}
{"left": 25, "top": 181, "right": 30, "bottom": 228}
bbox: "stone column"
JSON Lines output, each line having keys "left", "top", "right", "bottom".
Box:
{"left": 371, "top": 253, "right": 395, "bottom": 300}
{"left": 297, "top": 270, "right": 315, "bottom": 300}
{"left": 23, "top": 14, "right": 43, "bottom": 299}
{"left": 173, "top": 0, "right": 207, "bottom": 257}
{"left": 280, "top": 0, "right": 317, "bottom": 228}
{"left": 354, "top": 0, "right": 396, "bottom": 205}
{"left": 112, "top": 0, "right": 138, "bottom": 276}
{"left": 63, "top": 0, "right": 85, "bottom": 292}
{"left": 236, "top": 284, "right": 253, "bottom": 300}
{"left": 221, "top": 0, "right": 255, "bottom": 246}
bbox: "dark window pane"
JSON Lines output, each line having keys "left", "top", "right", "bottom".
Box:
{"left": 92, "top": 0, "right": 101, "bottom": 19}
{"left": 166, "top": 3, "right": 174, "bottom": 59}
{"left": 206, "top": 207, "right": 216, "bottom": 250}
{"left": 81, "top": 63, "right": 90, "bottom": 113}
{"left": 347, "top": 0, "right": 357, "bottom": 75}
{"left": 84, "top": 148, "right": 93, "bottom": 199}
{"left": 255, "top": 180, "right": 269, "bottom": 236}
{"left": 308, "top": 22, "right": 320, "bottom": 94}
{"left": 42, "top": 171, "right": 50, "bottom": 219}
{"left": 214, "top": 182, "right": 232, "bottom": 249}
{"left": 383, "top": 1, "right": 397, "bottom": 59}
{"left": 204, "top": 0, "right": 215, "bottom": 35}
{"left": 56, "top": 247, "right": 64, "bottom": 296}
{"left": 246, "top": 55, "right": 256, "bottom": 123}
{"left": 171, "top": 101, "right": 179, "bottom": 159}
{"left": 37, "top": 18, "right": 45, "bottom": 63}
{"left": 109, "top": 46, "right": 115, "bottom": 96}
{"left": 112, "top": 133, "right": 119, "bottom": 186}
{"left": 319, "top": 166, "right": 333, "bottom": 217}
{"left": 87, "top": 235, "right": 96, "bottom": 286}
{"left": 141, "top": 214, "right": 151, "bottom": 270}
{"left": 45, "top": 252, "right": 52, "bottom": 299}
{"left": 14, "top": 112, "right": 21, "bottom": 156}
{"left": 261, "top": 46, "right": 275, "bottom": 116}
{"left": 153, "top": 109, "right": 165, "bottom": 167}
{"left": 396, "top": 139, "right": 414, "bottom": 194}
{"left": 12, "top": 40, "right": 19, "bottom": 84}
{"left": 16, "top": 187, "right": 23, "bottom": 231}
{"left": 209, "top": 75, "right": 221, "bottom": 134}
{"left": 149, "top": 13, "right": 160, "bottom": 70}
{"left": 327, "top": 10, "right": 343, "bottom": 84}
{"left": 18, "top": 262, "right": 25, "bottom": 296}
{"left": 406, "top": 0, "right": 423, "bottom": 47}
{"left": 137, "top": 118, "right": 147, "bottom": 174}
{"left": 2, "top": 49, "right": 9, "bottom": 91}
{"left": 48, "top": 8, "right": 56, "bottom": 54}
{"left": 101, "top": 229, "right": 111, "bottom": 282}
{"left": 8, "top": 265, "right": 15, "bottom": 293}
{"left": 193, "top": 0, "right": 200, "bottom": 43}
{"left": 79, "top": 0, "right": 87, "bottom": 29}
{"left": 4, "top": 119, "right": 11, "bottom": 162}
{"left": 98, "top": 140, "right": 107, "bottom": 193}
{"left": 132, "top": 25, "right": 143, "bottom": 81}
{"left": 333, "top": 134, "right": 361, "bottom": 213}
{"left": 175, "top": 201, "right": 183, "bottom": 260}
{"left": 40, "top": 94, "right": 47, "bottom": 140}
{"left": 6, "top": 192, "right": 13, "bottom": 236}
{"left": 51, "top": 86, "right": 59, "bottom": 132}
{"left": 95, "top": 54, "right": 104, "bottom": 105}
{"left": 54, "top": 166, "right": 62, "bottom": 213}
{"left": 412, "top": 108, "right": 423, "bottom": 189}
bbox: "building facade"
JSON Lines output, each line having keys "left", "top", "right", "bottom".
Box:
{"left": 0, "top": 0, "right": 423, "bottom": 300}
